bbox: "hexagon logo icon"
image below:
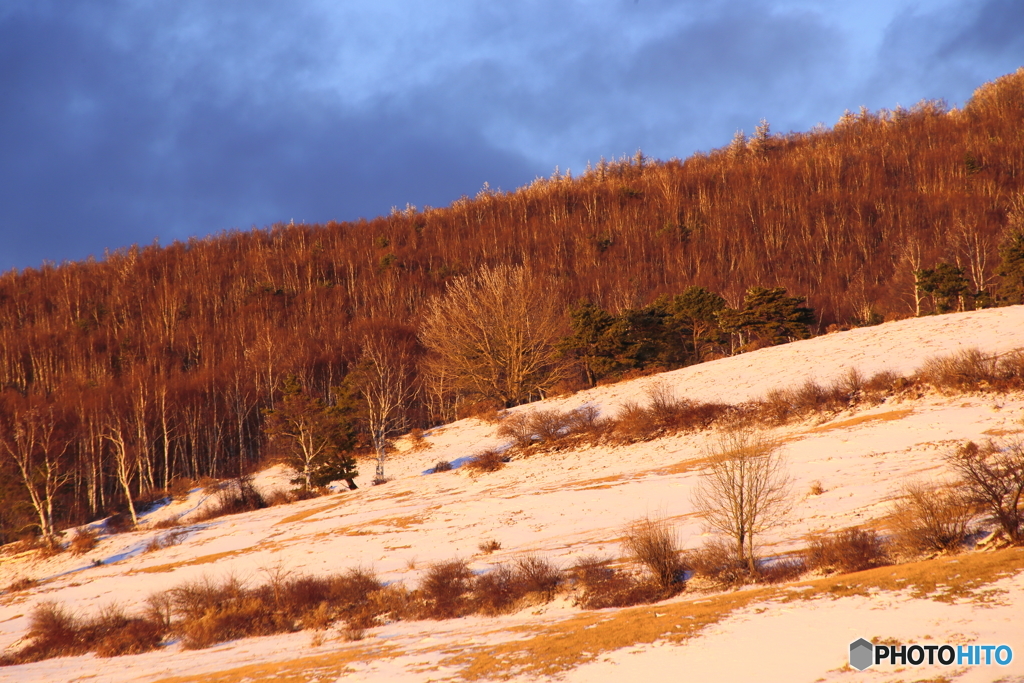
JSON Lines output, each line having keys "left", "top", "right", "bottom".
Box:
{"left": 850, "top": 638, "right": 874, "bottom": 671}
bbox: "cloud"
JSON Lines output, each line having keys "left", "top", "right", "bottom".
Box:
{"left": 0, "top": 0, "right": 1020, "bottom": 272}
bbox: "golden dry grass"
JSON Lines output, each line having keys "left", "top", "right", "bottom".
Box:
{"left": 787, "top": 546, "right": 1024, "bottom": 604}
{"left": 441, "top": 588, "right": 772, "bottom": 680}
{"left": 275, "top": 499, "right": 346, "bottom": 525}
{"left": 148, "top": 643, "right": 401, "bottom": 683}
{"left": 808, "top": 409, "right": 914, "bottom": 433}
{"left": 134, "top": 539, "right": 286, "bottom": 573}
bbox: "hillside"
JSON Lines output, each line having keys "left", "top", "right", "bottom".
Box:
{"left": 2, "top": 306, "right": 1023, "bottom": 682}
{"left": 3, "top": 69, "right": 1024, "bottom": 542}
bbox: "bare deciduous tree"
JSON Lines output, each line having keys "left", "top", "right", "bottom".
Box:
{"left": 0, "top": 406, "right": 71, "bottom": 544}
{"left": 946, "top": 440, "right": 1024, "bottom": 544}
{"left": 102, "top": 420, "right": 140, "bottom": 528}
{"left": 419, "top": 265, "right": 568, "bottom": 409}
{"left": 691, "top": 428, "right": 792, "bottom": 572}
{"left": 352, "top": 337, "right": 417, "bottom": 484}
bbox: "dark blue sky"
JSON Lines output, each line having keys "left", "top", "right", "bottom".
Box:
{"left": 1, "top": 0, "right": 1022, "bottom": 273}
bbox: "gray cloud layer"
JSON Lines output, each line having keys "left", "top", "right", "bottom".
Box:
{"left": 1, "top": 0, "right": 1020, "bottom": 271}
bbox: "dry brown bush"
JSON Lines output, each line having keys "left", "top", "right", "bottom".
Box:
{"left": 568, "top": 556, "right": 668, "bottom": 609}
{"left": 472, "top": 554, "right": 563, "bottom": 614}
{"left": 91, "top": 604, "right": 166, "bottom": 658}
{"left": 420, "top": 559, "right": 474, "bottom": 619}
{"left": 996, "top": 350, "right": 1024, "bottom": 385}
{"left": 144, "top": 528, "right": 189, "bottom": 554}
{"left": 263, "top": 489, "right": 295, "bottom": 507}
{"left": 69, "top": 528, "right": 99, "bottom": 555}
{"left": 683, "top": 537, "right": 751, "bottom": 587}
{"left": 611, "top": 391, "right": 728, "bottom": 443}
{"left": 0, "top": 600, "right": 166, "bottom": 665}
{"left": 151, "top": 516, "right": 182, "bottom": 530}
{"left": 567, "top": 404, "right": 604, "bottom": 435}
{"left": 464, "top": 449, "right": 509, "bottom": 474}
{"left": 889, "top": 481, "right": 973, "bottom": 553}
{"left": 863, "top": 369, "right": 902, "bottom": 393}
{"left": 623, "top": 517, "right": 685, "bottom": 590}
{"left": 104, "top": 511, "right": 135, "bottom": 535}
{"left": 432, "top": 460, "right": 453, "bottom": 473}
{"left": 917, "top": 348, "right": 999, "bottom": 391}
{"left": 191, "top": 476, "right": 268, "bottom": 523}
{"left": 806, "top": 528, "right": 890, "bottom": 574}
{"left": 526, "top": 409, "right": 572, "bottom": 443}
{"left": 472, "top": 564, "right": 521, "bottom": 615}
{"left": 496, "top": 412, "right": 533, "bottom": 448}
{"left": 612, "top": 400, "right": 660, "bottom": 441}
{"left": 167, "top": 568, "right": 390, "bottom": 649}
{"left": 477, "top": 539, "right": 501, "bottom": 554}
{"left": 168, "top": 477, "right": 194, "bottom": 502}
{"left": 5, "top": 576, "right": 39, "bottom": 593}
{"left": 512, "top": 554, "right": 563, "bottom": 600}
{"left": 757, "top": 556, "right": 806, "bottom": 583}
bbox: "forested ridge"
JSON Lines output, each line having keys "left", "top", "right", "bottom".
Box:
{"left": 2, "top": 69, "right": 1024, "bottom": 542}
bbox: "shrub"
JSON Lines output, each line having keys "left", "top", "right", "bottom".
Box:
{"left": 497, "top": 412, "right": 533, "bottom": 448}
{"left": 144, "top": 528, "right": 189, "bottom": 554}
{"left": 863, "top": 369, "right": 903, "bottom": 393}
{"left": 69, "top": 528, "right": 100, "bottom": 555}
{"left": 432, "top": 460, "right": 453, "bottom": 473}
{"left": 623, "top": 517, "right": 685, "bottom": 590}
{"left": 612, "top": 400, "right": 660, "bottom": 441}
{"left": 568, "top": 556, "right": 666, "bottom": 609}
{"left": 191, "top": 475, "right": 268, "bottom": 522}
{"left": 917, "top": 348, "right": 998, "bottom": 391}
{"left": 152, "top": 516, "right": 182, "bottom": 530}
{"left": 512, "top": 554, "right": 563, "bottom": 600}
{"left": 806, "top": 528, "right": 890, "bottom": 574}
{"left": 684, "top": 537, "right": 751, "bottom": 587}
{"left": 8, "top": 601, "right": 88, "bottom": 663}
{"left": 420, "top": 559, "right": 474, "bottom": 619}
{"left": 478, "top": 539, "right": 501, "bottom": 554}
{"left": 611, "top": 393, "right": 728, "bottom": 443}
{"left": 996, "top": 350, "right": 1024, "bottom": 385}
{"left": 567, "top": 404, "right": 604, "bottom": 435}
{"left": 471, "top": 555, "right": 562, "bottom": 614}
{"left": 168, "top": 477, "right": 194, "bottom": 501}
{"left": 527, "top": 408, "right": 572, "bottom": 443}
{"left": 472, "top": 564, "right": 522, "bottom": 615}
{"left": 757, "top": 555, "right": 806, "bottom": 583}
{"left": 0, "top": 600, "right": 166, "bottom": 664}
{"left": 104, "top": 511, "right": 135, "bottom": 535}
{"left": 91, "top": 604, "right": 166, "bottom": 658}
{"left": 464, "top": 449, "right": 509, "bottom": 474}
{"left": 6, "top": 576, "right": 39, "bottom": 593}
{"left": 890, "top": 481, "right": 973, "bottom": 553}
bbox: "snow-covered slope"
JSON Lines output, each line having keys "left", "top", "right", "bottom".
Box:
{"left": 2, "top": 307, "right": 1024, "bottom": 683}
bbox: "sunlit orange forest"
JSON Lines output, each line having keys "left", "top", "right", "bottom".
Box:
{"left": 2, "top": 69, "right": 1023, "bottom": 542}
